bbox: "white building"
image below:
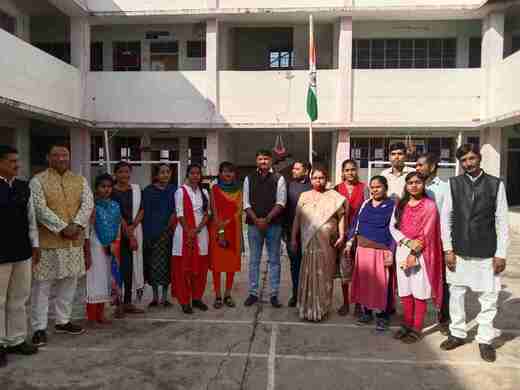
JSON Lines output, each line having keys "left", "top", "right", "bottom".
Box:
{"left": 0, "top": 0, "right": 519, "bottom": 205}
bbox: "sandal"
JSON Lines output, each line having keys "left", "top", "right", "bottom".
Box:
{"left": 338, "top": 304, "right": 350, "bottom": 317}
{"left": 148, "top": 300, "right": 159, "bottom": 308}
{"left": 402, "top": 330, "right": 423, "bottom": 344}
{"left": 214, "top": 298, "right": 223, "bottom": 309}
{"left": 393, "top": 326, "right": 411, "bottom": 340}
{"left": 224, "top": 296, "right": 236, "bottom": 308}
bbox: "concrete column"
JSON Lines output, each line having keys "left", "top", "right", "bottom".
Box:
{"left": 333, "top": 129, "right": 351, "bottom": 184}
{"left": 480, "top": 127, "right": 503, "bottom": 178}
{"left": 332, "top": 21, "right": 340, "bottom": 69}
{"left": 70, "top": 18, "right": 91, "bottom": 72}
{"left": 481, "top": 12, "right": 505, "bottom": 119}
{"left": 337, "top": 17, "right": 353, "bottom": 124}
{"left": 14, "top": 122, "right": 30, "bottom": 179}
{"left": 456, "top": 35, "right": 470, "bottom": 68}
{"left": 206, "top": 131, "right": 219, "bottom": 177}
{"left": 206, "top": 19, "right": 220, "bottom": 115}
{"left": 70, "top": 128, "right": 91, "bottom": 183}
{"left": 15, "top": 15, "right": 30, "bottom": 42}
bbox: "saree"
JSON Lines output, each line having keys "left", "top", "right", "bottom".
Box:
{"left": 297, "top": 190, "right": 346, "bottom": 321}
{"left": 209, "top": 180, "right": 242, "bottom": 273}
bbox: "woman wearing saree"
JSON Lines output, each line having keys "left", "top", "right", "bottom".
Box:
{"left": 209, "top": 162, "right": 242, "bottom": 309}
{"left": 142, "top": 164, "right": 177, "bottom": 308}
{"left": 291, "top": 165, "right": 347, "bottom": 322}
{"left": 390, "top": 172, "right": 443, "bottom": 344}
{"left": 86, "top": 174, "right": 122, "bottom": 325}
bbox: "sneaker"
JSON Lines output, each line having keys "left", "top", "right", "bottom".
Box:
{"left": 192, "top": 300, "right": 209, "bottom": 311}
{"left": 6, "top": 342, "right": 38, "bottom": 355}
{"left": 244, "top": 295, "right": 258, "bottom": 307}
{"left": 270, "top": 296, "right": 283, "bottom": 308}
{"left": 440, "top": 336, "right": 465, "bottom": 351}
{"left": 0, "top": 347, "right": 7, "bottom": 368}
{"left": 288, "top": 296, "right": 297, "bottom": 308}
{"left": 479, "top": 344, "right": 496, "bottom": 363}
{"left": 55, "top": 322, "right": 85, "bottom": 335}
{"left": 32, "top": 330, "right": 48, "bottom": 347}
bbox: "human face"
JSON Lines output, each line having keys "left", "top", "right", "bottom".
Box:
{"left": 187, "top": 166, "right": 202, "bottom": 185}
{"left": 96, "top": 180, "right": 113, "bottom": 199}
{"left": 0, "top": 153, "right": 19, "bottom": 180}
{"left": 415, "top": 157, "right": 433, "bottom": 179}
{"left": 48, "top": 146, "right": 70, "bottom": 174}
{"left": 115, "top": 165, "right": 132, "bottom": 185}
{"left": 256, "top": 154, "right": 272, "bottom": 172}
{"left": 310, "top": 169, "right": 327, "bottom": 191}
{"left": 459, "top": 151, "right": 481, "bottom": 176}
{"left": 342, "top": 163, "right": 358, "bottom": 184}
{"left": 292, "top": 162, "right": 307, "bottom": 180}
{"left": 219, "top": 167, "right": 236, "bottom": 184}
{"left": 406, "top": 175, "right": 425, "bottom": 198}
{"left": 370, "top": 179, "right": 387, "bottom": 201}
{"left": 389, "top": 149, "right": 406, "bottom": 170}
{"left": 156, "top": 165, "right": 171, "bottom": 185}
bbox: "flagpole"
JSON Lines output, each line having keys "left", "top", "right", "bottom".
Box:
{"left": 309, "top": 120, "right": 313, "bottom": 165}
{"left": 308, "top": 14, "right": 314, "bottom": 165}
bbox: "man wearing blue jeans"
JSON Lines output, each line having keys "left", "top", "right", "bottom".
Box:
{"left": 243, "top": 150, "right": 287, "bottom": 308}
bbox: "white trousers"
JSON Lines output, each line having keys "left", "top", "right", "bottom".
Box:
{"left": 449, "top": 284, "right": 499, "bottom": 345}
{"left": 0, "top": 259, "right": 32, "bottom": 347}
{"left": 31, "top": 276, "right": 78, "bottom": 331}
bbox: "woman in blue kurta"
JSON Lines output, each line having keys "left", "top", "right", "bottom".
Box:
{"left": 142, "top": 164, "right": 177, "bottom": 307}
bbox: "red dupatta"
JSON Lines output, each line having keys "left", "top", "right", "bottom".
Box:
{"left": 180, "top": 186, "right": 206, "bottom": 274}
{"left": 399, "top": 198, "right": 444, "bottom": 309}
{"left": 336, "top": 181, "right": 366, "bottom": 227}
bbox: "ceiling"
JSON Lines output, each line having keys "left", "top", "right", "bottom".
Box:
{"left": 11, "top": 0, "right": 65, "bottom": 16}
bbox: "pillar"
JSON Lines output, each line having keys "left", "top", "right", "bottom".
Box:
{"left": 337, "top": 17, "right": 353, "bottom": 124}
{"left": 70, "top": 18, "right": 91, "bottom": 73}
{"left": 206, "top": 19, "right": 219, "bottom": 115}
{"left": 14, "top": 122, "right": 30, "bottom": 179}
{"left": 70, "top": 128, "right": 91, "bottom": 183}
{"left": 480, "top": 127, "right": 503, "bottom": 178}
{"left": 332, "top": 129, "right": 351, "bottom": 185}
{"left": 15, "top": 14, "right": 30, "bottom": 42}
{"left": 456, "top": 35, "right": 470, "bottom": 68}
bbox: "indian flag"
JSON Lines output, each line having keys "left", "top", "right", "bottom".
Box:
{"left": 306, "top": 15, "right": 318, "bottom": 122}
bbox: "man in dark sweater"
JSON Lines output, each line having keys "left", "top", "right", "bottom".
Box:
{"left": 284, "top": 160, "right": 311, "bottom": 307}
{"left": 243, "top": 150, "right": 287, "bottom": 308}
{"left": 0, "top": 145, "right": 39, "bottom": 368}
{"left": 440, "top": 144, "right": 509, "bottom": 363}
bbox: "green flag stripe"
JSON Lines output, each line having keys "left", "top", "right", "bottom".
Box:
{"left": 307, "top": 87, "right": 318, "bottom": 122}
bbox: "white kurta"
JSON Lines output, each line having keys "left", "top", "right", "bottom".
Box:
{"left": 172, "top": 185, "right": 209, "bottom": 256}
{"left": 86, "top": 231, "right": 112, "bottom": 304}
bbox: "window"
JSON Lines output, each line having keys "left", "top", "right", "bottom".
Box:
{"left": 188, "top": 137, "right": 206, "bottom": 167}
{"left": 0, "top": 10, "right": 15, "bottom": 35}
{"left": 33, "top": 42, "right": 71, "bottom": 64}
{"left": 269, "top": 49, "right": 294, "bottom": 69}
{"left": 469, "top": 37, "right": 482, "bottom": 68}
{"left": 512, "top": 36, "right": 520, "bottom": 56}
{"left": 187, "top": 41, "right": 206, "bottom": 58}
{"left": 113, "top": 137, "right": 142, "bottom": 162}
{"left": 352, "top": 38, "right": 457, "bottom": 69}
{"left": 150, "top": 41, "right": 178, "bottom": 71}
{"left": 151, "top": 41, "right": 178, "bottom": 54}
{"left": 113, "top": 41, "right": 141, "bottom": 71}
{"left": 90, "top": 42, "right": 103, "bottom": 71}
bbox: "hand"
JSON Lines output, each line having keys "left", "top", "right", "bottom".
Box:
{"left": 406, "top": 254, "right": 418, "bottom": 268}
{"left": 493, "top": 257, "right": 506, "bottom": 275}
{"left": 334, "top": 236, "right": 345, "bottom": 249}
{"left": 62, "top": 224, "right": 79, "bottom": 239}
{"left": 129, "top": 236, "right": 139, "bottom": 251}
{"left": 409, "top": 239, "right": 424, "bottom": 252}
{"left": 31, "top": 248, "right": 40, "bottom": 269}
{"left": 255, "top": 218, "right": 268, "bottom": 231}
{"left": 127, "top": 224, "right": 135, "bottom": 236}
{"left": 343, "top": 242, "right": 353, "bottom": 257}
{"left": 445, "top": 251, "right": 456, "bottom": 272}
{"left": 383, "top": 250, "right": 393, "bottom": 267}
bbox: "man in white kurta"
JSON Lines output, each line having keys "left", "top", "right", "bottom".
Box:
{"left": 440, "top": 144, "right": 508, "bottom": 363}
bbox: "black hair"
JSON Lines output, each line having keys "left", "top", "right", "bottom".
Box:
{"left": 369, "top": 175, "right": 389, "bottom": 192}
{"left": 0, "top": 145, "right": 17, "bottom": 160}
{"left": 255, "top": 149, "right": 273, "bottom": 158}
{"left": 186, "top": 163, "right": 209, "bottom": 212}
{"left": 292, "top": 160, "right": 312, "bottom": 172}
{"left": 389, "top": 142, "right": 407, "bottom": 154}
{"left": 395, "top": 172, "right": 428, "bottom": 228}
{"left": 341, "top": 159, "right": 358, "bottom": 170}
{"left": 47, "top": 142, "right": 69, "bottom": 154}
{"left": 418, "top": 152, "right": 439, "bottom": 173}
{"left": 219, "top": 161, "right": 236, "bottom": 174}
{"left": 456, "top": 143, "right": 482, "bottom": 161}
{"left": 95, "top": 173, "right": 114, "bottom": 189}
{"left": 114, "top": 161, "right": 133, "bottom": 173}
{"left": 310, "top": 163, "right": 329, "bottom": 180}
{"left": 152, "top": 163, "right": 171, "bottom": 179}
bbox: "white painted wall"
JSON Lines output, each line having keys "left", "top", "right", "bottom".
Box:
{"left": 220, "top": 0, "right": 344, "bottom": 7}
{"left": 493, "top": 51, "right": 520, "bottom": 118}
{"left": 353, "top": 20, "right": 481, "bottom": 39}
{"left": 85, "top": 0, "right": 212, "bottom": 12}
{"left": 353, "top": 0, "right": 484, "bottom": 6}
{"left": 219, "top": 70, "right": 338, "bottom": 124}
{"left": 86, "top": 71, "right": 212, "bottom": 123}
{"left": 352, "top": 69, "right": 482, "bottom": 123}
{"left": 0, "top": 29, "right": 81, "bottom": 117}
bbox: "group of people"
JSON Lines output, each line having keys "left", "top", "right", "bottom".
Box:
{"left": 0, "top": 139, "right": 508, "bottom": 369}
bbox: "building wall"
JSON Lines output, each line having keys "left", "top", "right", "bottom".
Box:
{"left": 352, "top": 20, "right": 481, "bottom": 39}
{"left": 353, "top": 0, "right": 484, "bottom": 6}
{"left": 492, "top": 51, "right": 520, "bottom": 118}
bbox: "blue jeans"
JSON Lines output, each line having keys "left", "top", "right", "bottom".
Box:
{"left": 247, "top": 224, "right": 282, "bottom": 298}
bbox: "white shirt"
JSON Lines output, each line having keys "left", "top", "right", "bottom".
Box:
{"left": 441, "top": 171, "right": 509, "bottom": 259}
{"left": 0, "top": 176, "right": 39, "bottom": 248}
{"left": 426, "top": 176, "right": 449, "bottom": 236}
{"left": 381, "top": 166, "right": 415, "bottom": 200}
{"left": 242, "top": 172, "right": 287, "bottom": 211}
{"left": 172, "top": 184, "right": 209, "bottom": 256}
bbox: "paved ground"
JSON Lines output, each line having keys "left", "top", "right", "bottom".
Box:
{"left": 2, "top": 235, "right": 520, "bottom": 390}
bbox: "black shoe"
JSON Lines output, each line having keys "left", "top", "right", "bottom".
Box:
{"left": 440, "top": 336, "right": 465, "bottom": 351}
{"left": 6, "top": 342, "right": 38, "bottom": 355}
{"left": 0, "top": 348, "right": 7, "bottom": 368}
{"left": 438, "top": 321, "right": 450, "bottom": 336}
{"left": 244, "top": 295, "right": 258, "bottom": 307}
{"left": 288, "top": 296, "right": 297, "bottom": 308}
{"left": 181, "top": 304, "right": 194, "bottom": 314}
{"left": 55, "top": 322, "right": 85, "bottom": 335}
{"left": 32, "top": 330, "right": 48, "bottom": 347}
{"left": 192, "top": 300, "right": 209, "bottom": 311}
{"left": 479, "top": 344, "right": 496, "bottom": 363}
{"left": 270, "top": 296, "right": 282, "bottom": 308}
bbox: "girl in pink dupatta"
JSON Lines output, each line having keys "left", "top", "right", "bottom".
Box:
{"left": 390, "top": 172, "right": 443, "bottom": 344}
{"left": 291, "top": 165, "right": 347, "bottom": 322}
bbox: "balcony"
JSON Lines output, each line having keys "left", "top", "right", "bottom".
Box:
{"left": 493, "top": 51, "right": 520, "bottom": 119}
{"left": 0, "top": 29, "right": 81, "bottom": 118}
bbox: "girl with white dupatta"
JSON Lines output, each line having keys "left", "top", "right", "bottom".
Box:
{"left": 291, "top": 165, "right": 347, "bottom": 322}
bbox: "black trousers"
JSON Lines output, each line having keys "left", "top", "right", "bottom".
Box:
{"left": 120, "top": 236, "right": 134, "bottom": 305}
